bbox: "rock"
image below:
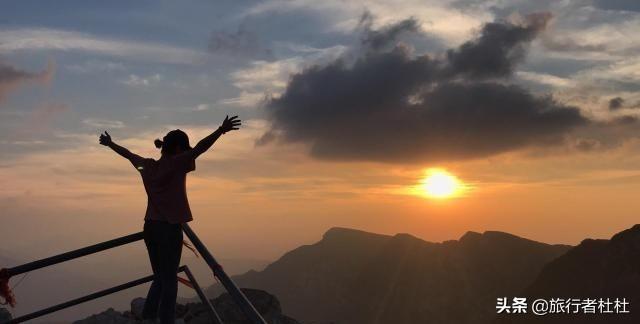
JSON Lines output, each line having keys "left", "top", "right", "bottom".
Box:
{"left": 0, "top": 308, "right": 12, "bottom": 324}
{"left": 74, "top": 289, "right": 301, "bottom": 324}
{"left": 183, "top": 302, "right": 210, "bottom": 323}
{"left": 212, "top": 289, "right": 301, "bottom": 324}
{"left": 72, "top": 308, "right": 134, "bottom": 324}
{"left": 130, "top": 297, "right": 146, "bottom": 320}
{"left": 185, "top": 312, "right": 211, "bottom": 324}
{"left": 175, "top": 303, "right": 188, "bottom": 318}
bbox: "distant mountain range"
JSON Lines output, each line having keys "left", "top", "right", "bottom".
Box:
{"left": 8, "top": 225, "right": 639, "bottom": 324}
{"left": 207, "top": 227, "right": 572, "bottom": 324}
{"left": 496, "top": 224, "right": 640, "bottom": 324}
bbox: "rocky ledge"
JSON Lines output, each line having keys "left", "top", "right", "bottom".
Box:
{"left": 73, "top": 289, "right": 300, "bottom": 324}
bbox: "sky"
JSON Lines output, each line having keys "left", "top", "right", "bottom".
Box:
{"left": 2, "top": 0, "right": 640, "bottom": 298}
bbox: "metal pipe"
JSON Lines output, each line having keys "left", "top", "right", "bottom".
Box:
{"left": 8, "top": 265, "right": 187, "bottom": 323}
{"left": 183, "top": 266, "right": 223, "bottom": 324}
{"left": 5, "top": 232, "right": 144, "bottom": 278}
{"left": 182, "top": 224, "right": 267, "bottom": 324}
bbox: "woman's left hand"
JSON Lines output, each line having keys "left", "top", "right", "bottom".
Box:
{"left": 219, "top": 115, "right": 241, "bottom": 133}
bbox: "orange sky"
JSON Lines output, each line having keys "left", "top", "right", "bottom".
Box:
{"left": 2, "top": 121, "right": 639, "bottom": 266}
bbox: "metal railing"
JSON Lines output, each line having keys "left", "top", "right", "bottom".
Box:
{"left": 0, "top": 225, "right": 267, "bottom": 324}
{"left": 7, "top": 265, "right": 221, "bottom": 324}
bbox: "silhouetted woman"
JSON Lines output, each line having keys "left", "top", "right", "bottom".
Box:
{"left": 99, "top": 116, "right": 241, "bottom": 324}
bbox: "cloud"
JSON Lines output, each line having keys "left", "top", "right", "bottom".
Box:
{"left": 0, "top": 29, "right": 208, "bottom": 65}
{"left": 82, "top": 118, "right": 125, "bottom": 129}
{"left": 607, "top": 96, "right": 640, "bottom": 110}
{"left": 208, "top": 25, "right": 274, "bottom": 60}
{"left": 218, "top": 92, "right": 268, "bottom": 108}
{"left": 358, "top": 11, "right": 420, "bottom": 50}
{"left": 444, "top": 12, "right": 551, "bottom": 79}
{"left": 516, "top": 71, "right": 574, "bottom": 88}
{"left": 65, "top": 60, "right": 125, "bottom": 74}
{"left": 609, "top": 97, "right": 625, "bottom": 110}
{"left": 194, "top": 104, "right": 210, "bottom": 111}
{"left": 593, "top": 0, "right": 640, "bottom": 12}
{"left": 573, "top": 137, "right": 602, "bottom": 152}
{"left": 540, "top": 34, "right": 608, "bottom": 53}
{"left": 120, "top": 73, "right": 162, "bottom": 87}
{"left": 0, "top": 60, "right": 53, "bottom": 104}
{"left": 226, "top": 45, "right": 347, "bottom": 107}
{"left": 241, "top": 0, "right": 490, "bottom": 46}
{"left": 260, "top": 13, "right": 590, "bottom": 163}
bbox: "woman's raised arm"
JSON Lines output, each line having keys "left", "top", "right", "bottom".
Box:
{"left": 191, "top": 115, "right": 241, "bottom": 158}
{"left": 99, "top": 131, "right": 141, "bottom": 163}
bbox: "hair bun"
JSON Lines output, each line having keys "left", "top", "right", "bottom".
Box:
{"left": 154, "top": 139, "right": 163, "bottom": 148}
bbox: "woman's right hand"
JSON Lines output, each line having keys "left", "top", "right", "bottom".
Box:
{"left": 99, "top": 131, "right": 113, "bottom": 146}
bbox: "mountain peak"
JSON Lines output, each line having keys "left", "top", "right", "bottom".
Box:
{"left": 392, "top": 232, "right": 422, "bottom": 241}
{"left": 611, "top": 223, "right": 640, "bottom": 243}
{"left": 459, "top": 230, "right": 524, "bottom": 243}
{"left": 322, "top": 227, "right": 390, "bottom": 241}
{"left": 459, "top": 231, "right": 483, "bottom": 242}
{"left": 483, "top": 230, "right": 531, "bottom": 241}
{"left": 459, "top": 230, "right": 558, "bottom": 248}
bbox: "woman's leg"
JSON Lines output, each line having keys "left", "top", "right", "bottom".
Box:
{"left": 142, "top": 221, "right": 162, "bottom": 319}
{"left": 157, "top": 223, "right": 183, "bottom": 324}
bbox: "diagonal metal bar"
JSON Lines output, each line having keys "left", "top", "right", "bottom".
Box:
{"left": 8, "top": 265, "right": 187, "bottom": 323}
{"left": 183, "top": 266, "right": 224, "bottom": 324}
{"left": 5, "top": 232, "right": 144, "bottom": 278}
{"left": 182, "top": 224, "right": 267, "bottom": 324}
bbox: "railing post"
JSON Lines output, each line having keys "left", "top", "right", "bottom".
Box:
{"left": 182, "top": 224, "right": 267, "bottom": 324}
{"left": 183, "top": 266, "right": 223, "bottom": 324}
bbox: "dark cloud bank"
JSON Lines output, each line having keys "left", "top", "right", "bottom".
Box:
{"left": 260, "top": 13, "right": 594, "bottom": 163}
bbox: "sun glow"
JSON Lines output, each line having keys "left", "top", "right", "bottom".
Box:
{"left": 418, "top": 169, "right": 467, "bottom": 199}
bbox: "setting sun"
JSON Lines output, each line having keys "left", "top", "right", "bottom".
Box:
{"left": 419, "top": 169, "right": 466, "bottom": 199}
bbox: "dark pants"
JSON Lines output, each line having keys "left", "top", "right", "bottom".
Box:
{"left": 142, "top": 220, "right": 183, "bottom": 324}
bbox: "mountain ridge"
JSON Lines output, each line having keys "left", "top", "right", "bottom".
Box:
{"left": 206, "top": 226, "right": 572, "bottom": 324}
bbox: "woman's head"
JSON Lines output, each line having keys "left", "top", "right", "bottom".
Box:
{"left": 155, "top": 129, "right": 192, "bottom": 156}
